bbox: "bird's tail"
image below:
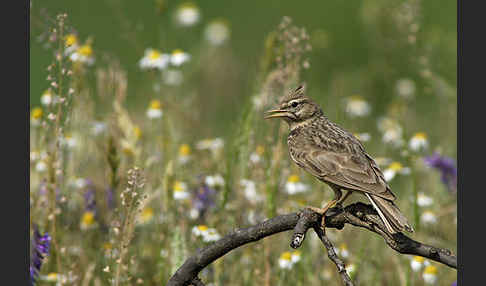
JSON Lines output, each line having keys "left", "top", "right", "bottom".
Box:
{"left": 364, "top": 193, "right": 414, "bottom": 234}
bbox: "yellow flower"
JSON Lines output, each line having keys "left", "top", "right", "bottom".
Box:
{"left": 78, "top": 44, "right": 93, "bottom": 57}
{"left": 65, "top": 34, "right": 78, "bottom": 47}
{"left": 134, "top": 126, "right": 142, "bottom": 140}
{"left": 80, "top": 211, "right": 95, "bottom": 230}
{"left": 179, "top": 144, "right": 191, "bottom": 156}
{"left": 280, "top": 251, "right": 292, "bottom": 261}
{"left": 389, "top": 162, "right": 403, "bottom": 171}
{"left": 32, "top": 107, "right": 43, "bottom": 120}
{"left": 150, "top": 99, "right": 162, "bottom": 110}
{"left": 174, "top": 181, "right": 184, "bottom": 191}
{"left": 103, "top": 242, "right": 113, "bottom": 250}
{"left": 139, "top": 207, "right": 154, "bottom": 224}
{"left": 413, "top": 256, "right": 425, "bottom": 263}
{"left": 287, "top": 174, "right": 300, "bottom": 183}
{"left": 423, "top": 265, "right": 437, "bottom": 275}
{"left": 46, "top": 272, "right": 59, "bottom": 281}
{"left": 149, "top": 49, "right": 161, "bottom": 60}
{"left": 256, "top": 145, "right": 265, "bottom": 155}
{"left": 197, "top": 225, "right": 208, "bottom": 231}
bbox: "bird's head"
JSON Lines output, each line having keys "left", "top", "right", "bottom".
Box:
{"left": 264, "top": 84, "right": 323, "bottom": 128}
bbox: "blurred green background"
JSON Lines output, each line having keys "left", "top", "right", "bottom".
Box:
{"left": 29, "top": 0, "right": 456, "bottom": 138}
{"left": 29, "top": 1, "right": 457, "bottom": 285}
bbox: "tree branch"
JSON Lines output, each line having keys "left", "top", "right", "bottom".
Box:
{"left": 167, "top": 202, "right": 456, "bottom": 286}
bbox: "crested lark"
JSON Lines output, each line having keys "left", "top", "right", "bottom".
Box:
{"left": 265, "top": 85, "right": 413, "bottom": 234}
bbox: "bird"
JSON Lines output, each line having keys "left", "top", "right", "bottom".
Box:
{"left": 264, "top": 84, "right": 414, "bottom": 234}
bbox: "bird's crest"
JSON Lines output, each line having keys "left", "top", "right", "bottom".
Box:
{"left": 280, "top": 84, "right": 306, "bottom": 104}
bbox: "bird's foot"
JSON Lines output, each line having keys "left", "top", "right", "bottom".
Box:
{"left": 305, "top": 200, "right": 338, "bottom": 232}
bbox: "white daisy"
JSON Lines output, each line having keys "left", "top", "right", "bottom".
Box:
{"left": 178, "top": 144, "right": 192, "bottom": 165}
{"left": 175, "top": 3, "right": 201, "bottom": 27}
{"left": 422, "top": 265, "right": 438, "bottom": 284}
{"left": 383, "top": 162, "right": 410, "bottom": 182}
{"left": 196, "top": 138, "right": 225, "bottom": 152}
{"left": 249, "top": 145, "right": 265, "bottom": 164}
{"left": 345, "top": 95, "right": 371, "bottom": 117}
{"left": 70, "top": 44, "right": 95, "bottom": 65}
{"left": 420, "top": 211, "right": 438, "bottom": 225}
{"left": 64, "top": 34, "right": 79, "bottom": 56}
{"left": 417, "top": 193, "right": 433, "bottom": 207}
{"left": 285, "top": 175, "right": 309, "bottom": 195}
{"left": 204, "top": 19, "right": 230, "bottom": 46}
{"left": 205, "top": 174, "right": 225, "bottom": 188}
{"left": 396, "top": 78, "right": 416, "bottom": 98}
{"left": 278, "top": 252, "right": 293, "bottom": 269}
{"left": 378, "top": 117, "right": 404, "bottom": 147}
{"left": 139, "top": 49, "right": 170, "bottom": 70}
{"left": 203, "top": 228, "right": 221, "bottom": 242}
{"left": 409, "top": 132, "right": 429, "bottom": 151}
{"left": 240, "top": 179, "right": 263, "bottom": 203}
{"left": 91, "top": 121, "right": 106, "bottom": 136}
{"left": 410, "top": 256, "right": 425, "bottom": 272}
{"left": 173, "top": 181, "right": 190, "bottom": 201}
{"left": 146, "top": 99, "right": 163, "bottom": 119}
{"left": 170, "top": 49, "right": 191, "bottom": 66}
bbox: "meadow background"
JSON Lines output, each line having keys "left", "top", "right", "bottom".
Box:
{"left": 29, "top": 0, "right": 457, "bottom": 285}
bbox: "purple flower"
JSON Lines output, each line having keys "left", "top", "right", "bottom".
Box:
{"left": 451, "top": 281, "right": 457, "bottom": 286}
{"left": 106, "top": 187, "right": 115, "bottom": 209}
{"left": 30, "top": 226, "right": 51, "bottom": 285}
{"left": 192, "top": 184, "right": 216, "bottom": 217}
{"left": 84, "top": 183, "right": 97, "bottom": 212}
{"left": 424, "top": 153, "right": 457, "bottom": 193}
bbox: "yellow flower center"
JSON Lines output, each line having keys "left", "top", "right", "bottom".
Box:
{"left": 149, "top": 50, "right": 161, "bottom": 60}
{"left": 141, "top": 207, "right": 154, "bottom": 222}
{"left": 173, "top": 181, "right": 184, "bottom": 192}
{"left": 293, "top": 250, "right": 301, "bottom": 257}
{"left": 103, "top": 242, "right": 113, "bottom": 250}
{"left": 179, "top": 144, "right": 191, "bottom": 156}
{"left": 134, "top": 126, "right": 142, "bottom": 139}
{"left": 81, "top": 211, "right": 95, "bottom": 226}
{"left": 32, "top": 107, "right": 43, "bottom": 119}
{"left": 349, "top": 95, "right": 364, "bottom": 101}
{"left": 47, "top": 273, "right": 59, "bottom": 281}
{"left": 78, "top": 44, "right": 93, "bottom": 57}
{"left": 423, "top": 265, "right": 438, "bottom": 275}
{"left": 288, "top": 175, "right": 300, "bottom": 183}
{"left": 413, "top": 132, "right": 427, "bottom": 140}
{"left": 197, "top": 225, "right": 208, "bottom": 231}
{"left": 256, "top": 145, "right": 265, "bottom": 155}
{"left": 65, "top": 34, "right": 77, "bottom": 47}
{"left": 149, "top": 99, "right": 162, "bottom": 110}
{"left": 42, "top": 90, "right": 52, "bottom": 97}
{"left": 172, "top": 49, "right": 184, "bottom": 56}
{"left": 413, "top": 256, "right": 425, "bottom": 263}
{"left": 280, "top": 251, "right": 292, "bottom": 261}
{"left": 389, "top": 162, "right": 403, "bottom": 171}
{"left": 340, "top": 243, "right": 348, "bottom": 250}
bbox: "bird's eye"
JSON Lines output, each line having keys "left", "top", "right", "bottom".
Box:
{"left": 291, "top": 101, "right": 299, "bottom": 108}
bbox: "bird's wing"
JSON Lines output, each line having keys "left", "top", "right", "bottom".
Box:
{"left": 301, "top": 148, "right": 396, "bottom": 200}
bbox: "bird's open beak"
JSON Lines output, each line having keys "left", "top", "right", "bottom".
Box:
{"left": 264, "top": 109, "right": 290, "bottom": 119}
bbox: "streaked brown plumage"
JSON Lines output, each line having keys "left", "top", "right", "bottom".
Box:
{"left": 265, "top": 85, "right": 413, "bottom": 233}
